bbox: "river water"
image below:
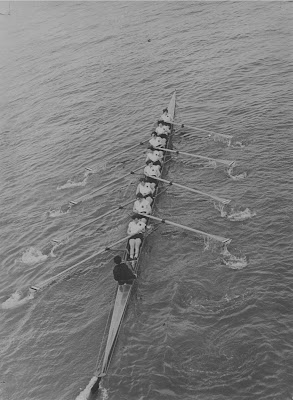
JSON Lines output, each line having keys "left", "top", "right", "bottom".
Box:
{"left": 1, "top": 2, "right": 293, "bottom": 400}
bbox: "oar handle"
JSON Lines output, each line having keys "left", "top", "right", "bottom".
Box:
{"left": 53, "top": 199, "right": 135, "bottom": 243}
{"left": 140, "top": 213, "right": 231, "bottom": 244}
{"left": 148, "top": 175, "right": 231, "bottom": 205}
{"left": 32, "top": 235, "right": 133, "bottom": 291}
{"left": 174, "top": 122, "right": 233, "bottom": 140}
{"left": 154, "top": 147, "right": 234, "bottom": 167}
{"left": 70, "top": 165, "right": 145, "bottom": 205}
{"left": 92, "top": 139, "right": 150, "bottom": 170}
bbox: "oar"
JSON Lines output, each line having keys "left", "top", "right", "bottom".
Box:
{"left": 30, "top": 235, "right": 133, "bottom": 292}
{"left": 85, "top": 139, "right": 149, "bottom": 172}
{"left": 154, "top": 146, "right": 234, "bottom": 167}
{"left": 174, "top": 122, "right": 233, "bottom": 140}
{"left": 52, "top": 198, "right": 135, "bottom": 244}
{"left": 148, "top": 175, "right": 231, "bottom": 205}
{"left": 140, "top": 213, "right": 231, "bottom": 244}
{"left": 69, "top": 165, "right": 145, "bottom": 206}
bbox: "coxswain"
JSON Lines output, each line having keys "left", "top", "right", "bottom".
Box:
{"left": 149, "top": 132, "right": 166, "bottom": 149}
{"left": 146, "top": 149, "right": 163, "bottom": 166}
{"left": 127, "top": 216, "right": 147, "bottom": 259}
{"left": 113, "top": 255, "right": 137, "bottom": 285}
{"left": 136, "top": 177, "right": 155, "bottom": 204}
{"left": 133, "top": 192, "right": 152, "bottom": 215}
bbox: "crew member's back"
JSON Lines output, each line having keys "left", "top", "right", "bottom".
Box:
{"left": 113, "top": 255, "right": 136, "bottom": 285}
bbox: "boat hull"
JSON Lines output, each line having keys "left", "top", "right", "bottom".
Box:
{"left": 95, "top": 91, "right": 176, "bottom": 382}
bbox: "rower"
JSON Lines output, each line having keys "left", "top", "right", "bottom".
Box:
{"left": 145, "top": 149, "right": 163, "bottom": 167}
{"left": 113, "top": 255, "right": 137, "bottom": 285}
{"left": 149, "top": 132, "right": 166, "bottom": 149}
{"left": 136, "top": 177, "right": 155, "bottom": 204}
{"left": 155, "top": 122, "right": 165, "bottom": 135}
{"left": 144, "top": 160, "right": 161, "bottom": 180}
{"left": 159, "top": 108, "right": 173, "bottom": 128}
{"left": 127, "top": 216, "right": 147, "bottom": 259}
{"left": 133, "top": 192, "right": 152, "bottom": 215}
{"left": 157, "top": 131, "right": 168, "bottom": 142}
{"left": 163, "top": 124, "right": 170, "bottom": 134}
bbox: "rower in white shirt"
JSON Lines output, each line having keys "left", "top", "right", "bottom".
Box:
{"left": 133, "top": 192, "right": 152, "bottom": 215}
{"left": 127, "top": 216, "right": 147, "bottom": 259}
{"left": 146, "top": 149, "right": 163, "bottom": 166}
{"left": 160, "top": 108, "right": 173, "bottom": 125}
{"left": 136, "top": 177, "right": 155, "bottom": 204}
{"left": 155, "top": 122, "right": 165, "bottom": 135}
{"left": 144, "top": 160, "right": 161, "bottom": 180}
{"left": 149, "top": 132, "right": 166, "bottom": 149}
{"left": 163, "top": 124, "right": 170, "bottom": 134}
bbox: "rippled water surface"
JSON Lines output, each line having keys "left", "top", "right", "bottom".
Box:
{"left": 1, "top": 2, "right": 293, "bottom": 400}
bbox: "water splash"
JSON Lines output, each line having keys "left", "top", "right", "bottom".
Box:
{"left": 214, "top": 202, "right": 229, "bottom": 218}
{"left": 21, "top": 242, "right": 60, "bottom": 265}
{"left": 221, "top": 245, "right": 248, "bottom": 270}
{"left": 57, "top": 169, "right": 92, "bottom": 190}
{"left": 203, "top": 236, "right": 223, "bottom": 252}
{"left": 21, "top": 247, "right": 49, "bottom": 264}
{"left": 1, "top": 288, "right": 35, "bottom": 310}
{"left": 47, "top": 204, "right": 72, "bottom": 218}
{"left": 208, "top": 133, "right": 231, "bottom": 146}
{"left": 223, "top": 293, "right": 242, "bottom": 302}
{"left": 227, "top": 164, "right": 247, "bottom": 180}
{"left": 227, "top": 208, "right": 256, "bottom": 221}
{"left": 231, "top": 141, "right": 246, "bottom": 149}
{"left": 57, "top": 178, "right": 88, "bottom": 190}
{"left": 214, "top": 203, "right": 256, "bottom": 221}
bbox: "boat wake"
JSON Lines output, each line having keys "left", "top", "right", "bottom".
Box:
{"left": 75, "top": 377, "right": 97, "bottom": 400}
{"left": 221, "top": 245, "right": 248, "bottom": 270}
{"left": 1, "top": 288, "right": 35, "bottom": 310}
{"left": 75, "top": 377, "right": 108, "bottom": 400}
{"left": 57, "top": 169, "right": 93, "bottom": 190}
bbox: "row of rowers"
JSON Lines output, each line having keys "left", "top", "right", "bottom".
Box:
{"left": 126, "top": 108, "right": 173, "bottom": 260}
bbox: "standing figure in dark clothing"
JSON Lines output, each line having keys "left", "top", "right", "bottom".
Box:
{"left": 113, "top": 255, "right": 137, "bottom": 285}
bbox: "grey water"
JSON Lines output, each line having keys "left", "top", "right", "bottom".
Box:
{"left": 0, "top": 2, "right": 293, "bottom": 400}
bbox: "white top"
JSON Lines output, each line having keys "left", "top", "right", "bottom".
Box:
{"left": 133, "top": 199, "right": 152, "bottom": 214}
{"left": 144, "top": 164, "right": 161, "bottom": 178}
{"left": 160, "top": 113, "right": 173, "bottom": 123}
{"left": 149, "top": 136, "right": 165, "bottom": 148}
{"left": 155, "top": 125, "right": 165, "bottom": 135}
{"left": 146, "top": 150, "right": 162, "bottom": 163}
{"left": 127, "top": 219, "right": 146, "bottom": 235}
{"left": 136, "top": 182, "right": 154, "bottom": 196}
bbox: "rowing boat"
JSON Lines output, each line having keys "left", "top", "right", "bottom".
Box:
{"left": 91, "top": 91, "right": 177, "bottom": 393}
